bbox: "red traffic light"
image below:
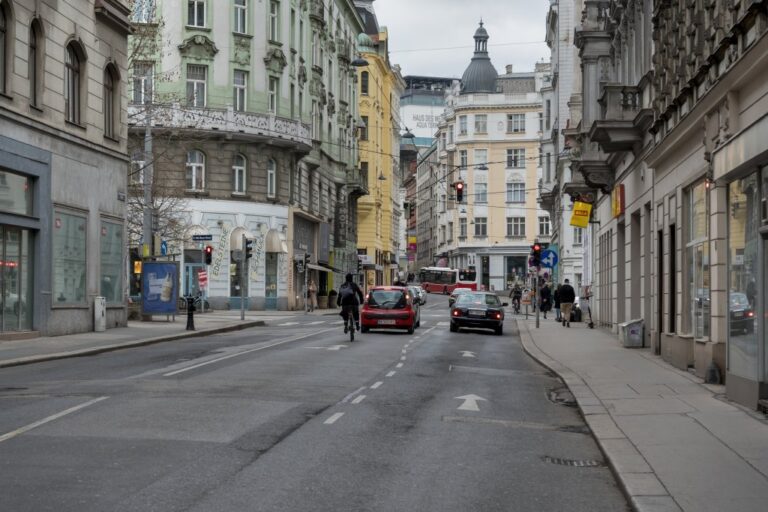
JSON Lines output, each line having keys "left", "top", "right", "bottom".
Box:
{"left": 455, "top": 182, "right": 464, "bottom": 190}
{"left": 533, "top": 243, "right": 541, "bottom": 251}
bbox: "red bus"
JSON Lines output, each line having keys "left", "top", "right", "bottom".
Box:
{"left": 418, "top": 267, "right": 477, "bottom": 294}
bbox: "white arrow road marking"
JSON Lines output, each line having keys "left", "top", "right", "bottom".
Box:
{"left": 455, "top": 394, "right": 487, "bottom": 412}
{"left": 460, "top": 351, "right": 477, "bottom": 358}
{"left": 371, "top": 381, "right": 383, "bottom": 389}
{"left": 0, "top": 396, "right": 109, "bottom": 443}
{"left": 324, "top": 412, "right": 344, "bottom": 425}
{"left": 351, "top": 395, "right": 366, "bottom": 404}
{"left": 278, "top": 322, "right": 299, "bottom": 326}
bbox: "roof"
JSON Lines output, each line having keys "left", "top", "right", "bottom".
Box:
{"left": 461, "top": 21, "right": 498, "bottom": 94}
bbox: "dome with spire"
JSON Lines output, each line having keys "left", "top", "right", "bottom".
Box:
{"left": 461, "top": 21, "right": 498, "bottom": 94}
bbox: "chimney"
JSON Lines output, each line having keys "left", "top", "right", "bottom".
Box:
{"left": 506, "top": 65, "right": 513, "bottom": 74}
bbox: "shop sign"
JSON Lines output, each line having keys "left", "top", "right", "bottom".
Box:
{"left": 570, "top": 201, "right": 592, "bottom": 228}
{"left": 612, "top": 184, "right": 625, "bottom": 218}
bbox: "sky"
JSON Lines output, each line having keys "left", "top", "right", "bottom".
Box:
{"left": 372, "top": 0, "right": 551, "bottom": 78}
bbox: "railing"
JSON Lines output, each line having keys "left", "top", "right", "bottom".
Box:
{"left": 128, "top": 103, "right": 311, "bottom": 147}
{"left": 598, "top": 85, "right": 640, "bottom": 122}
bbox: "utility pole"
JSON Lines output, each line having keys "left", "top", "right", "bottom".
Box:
{"left": 142, "top": 101, "right": 154, "bottom": 258}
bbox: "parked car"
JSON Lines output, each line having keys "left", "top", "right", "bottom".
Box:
{"left": 409, "top": 285, "right": 426, "bottom": 306}
{"left": 361, "top": 286, "right": 419, "bottom": 334}
{"left": 450, "top": 292, "right": 507, "bottom": 335}
{"left": 448, "top": 287, "right": 473, "bottom": 307}
{"left": 730, "top": 292, "right": 755, "bottom": 334}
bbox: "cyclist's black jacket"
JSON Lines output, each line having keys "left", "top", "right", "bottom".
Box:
{"left": 337, "top": 282, "right": 364, "bottom": 307}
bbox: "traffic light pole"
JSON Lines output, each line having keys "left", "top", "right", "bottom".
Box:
{"left": 240, "top": 233, "right": 246, "bottom": 321}
{"left": 534, "top": 267, "right": 540, "bottom": 329}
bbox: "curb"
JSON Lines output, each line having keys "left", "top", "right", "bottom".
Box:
{"left": 515, "top": 319, "right": 682, "bottom": 512}
{"left": 0, "top": 320, "right": 266, "bottom": 369}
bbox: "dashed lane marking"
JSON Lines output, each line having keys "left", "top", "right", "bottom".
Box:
{"left": 437, "top": 322, "right": 449, "bottom": 326}
{"left": 324, "top": 412, "right": 345, "bottom": 425}
{"left": 351, "top": 395, "right": 366, "bottom": 404}
{"left": 396, "top": 363, "right": 404, "bottom": 368}
{"left": 278, "top": 322, "right": 300, "bottom": 326}
{"left": 386, "top": 371, "right": 396, "bottom": 377}
{"left": 400, "top": 356, "right": 407, "bottom": 361}
{"left": 371, "top": 381, "right": 383, "bottom": 389}
{"left": 0, "top": 397, "right": 109, "bottom": 444}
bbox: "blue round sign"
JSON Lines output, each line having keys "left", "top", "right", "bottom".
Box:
{"left": 540, "top": 249, "right": 558, "bottom": 268}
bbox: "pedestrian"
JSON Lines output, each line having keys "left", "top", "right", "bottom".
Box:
{"left": 559, "top": 278, "right": 576, "bottom": 327}
{"left": 553, "top": 284, "right": 561, "bottom": 322}
{"left": 539, "top": 283, "right": 551, "bottom": 319}
{"left": 308, "top": 279, "right": 318, "bottom": 312}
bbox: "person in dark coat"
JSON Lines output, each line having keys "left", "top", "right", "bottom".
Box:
{"left": 553, "top": 285, "right": 561, "bottom": 321}
{"left": 539, "top": 283, "right": 552, "bottom": 319}
{"left": 559, "top": 279, "right": 577, "bottom": 327}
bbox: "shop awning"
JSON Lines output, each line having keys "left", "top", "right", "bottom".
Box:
{"left": 265, "top": 229, "right": 286, "bottom": 253}
{"left": 306, "top": 263, "right": 341, "bottom": 273}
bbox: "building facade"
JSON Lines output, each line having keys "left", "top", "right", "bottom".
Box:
{"left": 572, "top": 0, "right": 768, "bottom": 410}
{"left": 127, "top": 0, "right": 365, "bottom": 311}
{"left": 0, "top": 0, "right": 131, "bottom": 337}
{"left": 433, "top": 24, "right": 548, "bottom": 292}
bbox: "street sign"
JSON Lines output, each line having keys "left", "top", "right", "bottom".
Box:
{"left": 198, "top": 270, "right": 208, "bottom": 288}
{"left": 540, "top": 249, "right": 558, "bottom": 268}
{"left": 192, "top": 234, "right": 213, "bottom": 241}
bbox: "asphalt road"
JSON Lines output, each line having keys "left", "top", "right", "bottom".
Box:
{"left": 0, "top": 296, "right": 629, "bottom": 511}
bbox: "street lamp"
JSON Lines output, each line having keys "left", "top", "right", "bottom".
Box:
{"left": 351, "top": 54, "right": 369, "bottom": 67}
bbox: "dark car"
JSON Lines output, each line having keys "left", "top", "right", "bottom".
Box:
{"left": 448, "top": 287, "right": 473, "bottom": 307}
{"left": 730, "top": 292, "right": 755, "bottom": 334}
{"left": 361, "top": 286, "right": 419, "bottom": 334}
{"left": 450, "top": 292, "right": 507, "bottom": 335}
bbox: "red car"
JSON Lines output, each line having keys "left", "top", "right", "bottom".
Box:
{"left": 360, "top": 286, "right": 418, "bottom": 334}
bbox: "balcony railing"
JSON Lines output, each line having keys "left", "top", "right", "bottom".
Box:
{"left": 589, "top": 84, "right": 653, "bottom": 153}
{"left": 128, "top": 103, "right": 312, "bottom": 147}
{"left": 346, "top": 167, "right": 369, "bottom": 196}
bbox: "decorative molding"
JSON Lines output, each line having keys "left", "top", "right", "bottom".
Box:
{"left": 263, "top": 48, "right": 288, "bottom": 73}
{"left": 178, "top": 35, "right": 219, "bottom": 59}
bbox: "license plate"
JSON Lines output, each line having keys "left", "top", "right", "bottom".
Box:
{"left": 469, "top": 309, "right": 485, "bottom": 317}
{"left": 734, "top": 312, "right": 744, "bottom": 318}
{"left": 378, "top": 319, "right": 396, "bottom": 325}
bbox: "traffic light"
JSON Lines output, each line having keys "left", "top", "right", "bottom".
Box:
{"left": 530, "top": 242, "right": 542, "bottom": 267}
{"left": 455, "top": 181, "right": 465, "bottom": 202}
{"left": 304, "top": 253, "right": 311, "bottom": 265}
{"left": 357, "top": 256, "right": 362, "bottom": 273}
{"left": 245, "top": 238, "right": 253, "bottom": 259}
{"left": 204, "top": 245, "right": 213, "bottom": 265}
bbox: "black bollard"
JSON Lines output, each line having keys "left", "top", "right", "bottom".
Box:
{"left": 186, "top": 296, "right": 196, "bottom": 331}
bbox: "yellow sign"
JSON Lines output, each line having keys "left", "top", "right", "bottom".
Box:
{"left": 570, "top": 201, "right": 592, "bottom": 228}
{"left": 133, "top": 261, "right": 142, "bottom": 274}
{"left": 611, "top": 184, "right": 625, "bottom": 218}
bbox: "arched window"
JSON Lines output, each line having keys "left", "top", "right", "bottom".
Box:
{"left": 65, "top": 43, "right": 82, "bottom": 124}
{"left": 360, "top": 71, "right": 369, "bottom": 95}
{"left": 103, "top": 65, "right": 119, "bottom": 139}
{"left": 232, "top": 154, "right": 246, "bottom": 194}
{"left": 267, "top": 159, "right": 276, "bottom": 199}
{"left": 186, "top": 150, "right": 205, "bottom": 190}
{"left": 29, "top": 20, "right": 42, "bottom": 106}
{"left": 0, "top": 4, "right": 7, "bottom": 94}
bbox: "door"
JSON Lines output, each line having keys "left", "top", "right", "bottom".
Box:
{"left": 185, "top": 263, "right": 205, "bottom": 297}
{"left": 0, "top": 227, "right": 32, "bottom": 332}
{"left": 265, "top": 253, "right": 278, "bottom": 310}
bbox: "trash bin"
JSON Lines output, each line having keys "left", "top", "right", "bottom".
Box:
{"left": 94, "top": 296, "right": 106, "bottom": 332}
{"left": 619, "top": 319, "right": 644, "bottom": 348}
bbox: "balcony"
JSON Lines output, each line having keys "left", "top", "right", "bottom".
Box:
{"left": 347, "top": 167, "right": 369, "bottom": 197}
{"left": 127, "top": 104, "right": 312, "bottom": 149}
{"left": 337, "top": 39, "right": 350, "bottom": 62}
{"left": 589, "top": 84, "right": 654, "bottom": 153}
{"left": 308, "top": 0, "right": 324, "bottom": 22}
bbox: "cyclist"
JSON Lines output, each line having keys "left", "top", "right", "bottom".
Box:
{"left": 337, "top": 273, "right": 364, "bottom": 333}
{"left": 510, "top": 284, "right": 522, "bottom": 314}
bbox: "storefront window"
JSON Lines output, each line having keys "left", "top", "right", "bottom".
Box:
{"left": 0, "top": 170, "right": 33, "bottom": 216}
{"left": 686, "top": 181, "right": 709, "bottom": 338}
{"left": 53, "top": 211, "right": 87, "bottom": 305}
{"left": 100, "top": 220, "right": 123, "bottom": 303}
{"left": 728, "top": 174, "right": 759, "bottom": 379}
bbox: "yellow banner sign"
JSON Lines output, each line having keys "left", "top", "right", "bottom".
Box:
{"left": 570, "top": 201, "right": 592, "bottom": 228}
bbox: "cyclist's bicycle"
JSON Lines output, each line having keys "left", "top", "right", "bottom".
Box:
{"left": 342, "top": 305, "right": 359, "bottom": 342}
{"left": 511, "top": 296, "right": 521, "bottom": 314}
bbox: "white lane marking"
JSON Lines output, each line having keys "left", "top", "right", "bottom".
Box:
{"left": 401, "top": 349, "right": 407, "bottom": 354}
{"left": 351, "top": 395, "right": 366, "bottom": 404}
{"left": 437, "top": 322, "right": 449, "bottom": 326}
{"left": 455, "top": 394, "right": 487, "bottom": 412}
{"left": 278, "top": 322, "right": 300, "bottom": 326}
{"left": 386, "top": 371, "right": 396, "bottom": 377}
{"left": 163, "top": 328, "right": 336, "bottom": 376}
{"left": 307, "top": 321, "right": 326, "bottom": 325}
{"left": 460, "top": 351, "right": 477, "bottom": 358}
{"left": 371, "top": 381, "right": 383, "bottom": 389}
{"left": 324, "top": 412, "right": 345, "bottom": 425}
{"left": 396, "top": 363, "right": 404, "bottom": 368}
{"left": 0, "top": 396, "right": 108, "bottom": 443}
{"left": 342, "top": 386, "right": 367, "bottom": 403}
{"left": 400, "top": 356, "right": 407, "bottom": 361}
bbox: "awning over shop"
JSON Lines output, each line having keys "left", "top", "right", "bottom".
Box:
{"left": 306, "top": 263, "right": 341, "bottom": 273}
{"left": 265, "top": 229, "right": 286, "bottom": 253}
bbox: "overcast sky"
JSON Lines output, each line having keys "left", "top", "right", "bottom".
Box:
{"left": 373, "top": 0, "right": 551, "bottom": 78}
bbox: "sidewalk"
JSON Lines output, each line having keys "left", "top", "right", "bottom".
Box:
{"left": 517, "top": 317, "right": 768, "bottom": 512}
{"left": 0, "top": 309, "right": 337, "bottom": 369}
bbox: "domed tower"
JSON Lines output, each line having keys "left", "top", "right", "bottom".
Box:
{"left": 461, "top": 21, "right": 499, "bottom": 94}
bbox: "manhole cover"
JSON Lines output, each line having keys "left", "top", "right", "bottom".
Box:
{"left": 548, "top": 386, "right": 577, "bottom": 407}
{"left": 542, "top": 456, "right": 604, "bottom": 467}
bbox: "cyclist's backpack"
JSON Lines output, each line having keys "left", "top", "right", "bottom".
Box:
{"left": 339, "top": 283, "right": 357, "bottom": 302}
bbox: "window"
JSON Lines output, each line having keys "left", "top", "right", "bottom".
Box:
{"left": 507, "top": 113, "right": 525, "bottom": 133}
{"left": 448, "top": 127, "right": 453, "bottom": 145}
{"left": 290, "top": 83, "right": 295, "bottom": 117}
{"left": 474, "top": 217, "right": 487, "bottom": 237}
{"left": 234, "top": 70, "right": 247, "bottom": 112}
{"left": 132, "top": 62, "right": 153, "bottom": 104}
{"left": 130, "top": 151, "right": 145, "bottom": 185}
{"left": 186, "top": 150, "right": 205, "bottom": 190}
{"left": 361, "top": 71, "right": 369, "bottom": 95}
{"left": 269, "top": 1, "right": 280, "bottom": 41}
{"left": 440, "top": 132, "right": 446, "bottom": 150}
{"left": 186, "top": 64, "right": 207, "bottom": 107}
{"left": 440, "top": 225, "right": 446, "bottom": 244}
{"left": 267, "top": 159, "right": 277, "bottom": 198}
{"left": 573, "top": 227, "right": 583, "bottom": 245}
{"left": 545, "top": 153, "right": 552, "bottom": 181}
{"left": 133, "top": 0, "right": 155, "bottom": 23}
{"left": 360, "top": 115, "right": 368, "bottom": 140}
{"left": 507, "top": 148, "right": 525, "bottom": 168}
{"left": 459, "top": 218, "right": 467, "bottom": 237}
{"left": 100, "top": 220, "right": 123, "bottom": 304}
{"left": 232, "top": 154, "right": 246, "bottom": 193}
{"left": 473, "top": 149, "right": 487, "bottom": 169}
{"left": 103, "top": 66, "right": 118, "bottom": 139}
{"left": 506, "top": 182, "right": 525, "bottom": 203}
{"left": 459, "top": 150, "right": 468, "bottom": 169}
{"left": 29, "top": 21, "right": 42, "bottom": 106}
{"left": 474, "top": 183, "right": 487, "bottom": 203}
{"left": 188, "top": 0, "right": 206, "bottom": 27}
{"left": 234, "top": 0, "right": 247, "bottom": 33}
{"left": 448, "top": 221, "right": 454, "bottom": 242}
{"left": 64, "top": 44, "right": 82, "bottom": 124}
{"left": 0, "top": 170, "right": 33, "bottom": 216}
{"left": 539, "top": 216, "right": 551, "bottom": 236}
{"left": 0, "top": 5, "right": 6, "bottom": 94}
{"left": 268, "top": 76, "right": 279, "bottom": 113}
{"left": 686, "top": 181, "right": 710, "bottom": 339}
{"left": 474, "top": 114, "right": 487, "bottom": 133}
{"left": 53, "top": 211, "right": 87, "bottom": 305}
{"left": 459, "top": 115, "right": 467, "bottom": 135}
{"left": 507, "top": 217, "right": 525, "bottom": 237}
{"left": 545, "top": 99, "right": 551, "bottom": 131}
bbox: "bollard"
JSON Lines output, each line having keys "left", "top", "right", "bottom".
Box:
{"left": 186, "top": 296, "right": 196, "bottom": 331}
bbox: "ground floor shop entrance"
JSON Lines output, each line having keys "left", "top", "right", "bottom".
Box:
{"left": 0, "top": 226, "right": 32, "bottom": 332}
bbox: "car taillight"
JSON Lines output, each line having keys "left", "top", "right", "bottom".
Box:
{"left": 748, "top": 311, "right": 754, "bottom": 317}
{"left": 495, "top": 312, "right": 502, "bottom": 319}
{"left": 452, "top": 309, "right": 460, "bottom": 317}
